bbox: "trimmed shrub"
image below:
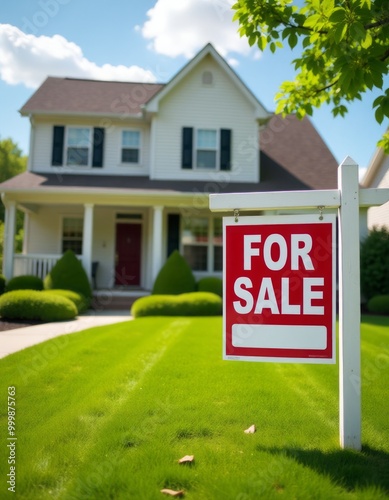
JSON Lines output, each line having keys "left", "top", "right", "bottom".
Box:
{"left": 152, "top": 250, "right": 196, "bottom": 295}
{"left": 6, "top": 275, "right": 44, "bottom": 292}
{"left": 42, "top": 289, "right": 88, "bottom": 314}
{"left": 131, "top": 292, "right": 222, "bottom": 317}
{"left": 0, "top": 290, "right": 78, "bottom": 322}
{"left": 360, "top": 227, "right": 389, "bottom": 301}
{"left": 197, "top": 277, "right": 223, "bottom": 297}
{"left": 44, "top": 250, "right": 92, "bottom": 303}
{"left": 0, "top": 275, "right": 6, "bottom": 295}
{"left": 367, "top": 295, "right": 389, "bottom": 315}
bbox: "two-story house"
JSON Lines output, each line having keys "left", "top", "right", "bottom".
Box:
{"left": 0, "top": 43, "right": 338, "bottom": 293}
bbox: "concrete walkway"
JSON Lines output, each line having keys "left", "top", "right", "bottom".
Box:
{"left": 0, "top": 310, "right": 132, "bottom": 359}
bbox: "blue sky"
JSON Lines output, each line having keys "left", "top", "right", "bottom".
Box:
{"left": 0, "top": 0, "right": 387, "bottom": 176}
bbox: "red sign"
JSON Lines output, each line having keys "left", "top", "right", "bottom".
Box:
{"left": 223, "top": 215, "right": 336, "bottom": 363}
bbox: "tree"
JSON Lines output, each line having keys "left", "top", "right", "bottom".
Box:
{"left": 0, "top": 138, "right": 27, "bottom": 262}
{"left": 0, "top": 138, "right": 27, "bottom": 219}
{"left": 232, "top": 0, "right": 389, "bottom": 151}
{"left": 0, "top": 138, "right": 27, "bottom": 185}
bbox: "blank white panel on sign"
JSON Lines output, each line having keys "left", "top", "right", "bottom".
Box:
{"left": 232, "top": 324, "right": 327, "bottom": 350}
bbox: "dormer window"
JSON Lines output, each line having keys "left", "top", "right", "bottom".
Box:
{"left": 122, "top": 130, "right": 141, "bottom": 164}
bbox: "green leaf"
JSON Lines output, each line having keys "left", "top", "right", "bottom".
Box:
{"left": 248, "top": 34, "right": 256, "bottom": 47}
{"left": 361, "top": 31, "right": 373, "bottom": 49}
{"left": 375, "top": 106, "right": 384, "bottom": 124}
{"left": 332, "top": 22, "right": 348, "bottom": 43}
{"left": 288, "top": 32, "right": 298, "bottom": 49}
{"left": 304, "top": 14, "right": 321, "bottom": 29}
{"left": 329, "top": 8, "right": 347, "bottom": 23}
{"left": 321, "top": 0, "right": 335, "bottom": 15}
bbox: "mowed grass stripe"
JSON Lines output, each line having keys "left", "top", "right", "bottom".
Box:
{"left": 0, "top": 318, "right": 187, "bottom": 499}
{"left": 0, "top": 316, "right": 388, "bottom": 499}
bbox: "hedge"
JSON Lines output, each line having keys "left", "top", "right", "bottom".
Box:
{"left": 367, "top": 295, "right": 389, "bottom": 315}
{"left": 131, "top": 292, "right": 222, "bottom": 317}
{"left": 42, "top": 289, "right": 88, "bottom": 314}
{"left": 197, "top": 277, "right": 223, "bottom": 297}
{"left": 6, "top": 275, "right": 44, "bottom": 292}
{"left": 0, "top": 290, "right": 78, "bottom": 322}
{"left": 360, "top": 227, "right": 389, "bottom": 301}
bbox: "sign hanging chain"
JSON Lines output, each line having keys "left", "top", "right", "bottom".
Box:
{"left": 318, "top": 206, "right": 324, "bottom": 220}
{"left": 234, "top": 209, "right": 240, "bottom": 223}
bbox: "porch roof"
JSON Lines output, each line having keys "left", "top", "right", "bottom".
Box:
{"left": 0, "top": 152, "right": 317, "bottom": 202}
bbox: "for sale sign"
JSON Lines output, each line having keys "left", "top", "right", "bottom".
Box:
{"left": 223, "top": 214, "right": 336, "bottom": 363}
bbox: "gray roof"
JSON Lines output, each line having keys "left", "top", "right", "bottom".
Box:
{"left": 20, "top": 77, "right": 164, "bottom": 116}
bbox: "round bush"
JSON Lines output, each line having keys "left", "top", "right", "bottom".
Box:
{"left": 0, "top": 290, "right": 78, "bottom": 322}
{"left": 367, "top": 295, "right": 389, "bottom": 315}
{"left": 6, "top": 275, "right": 44, "bottom": 292}
{"left": 131, "top": 292, "right": 222, "bottom": 317}
{"left": 152, "top": 250, "right": 196, "bottom": 295}
{"left": 0, "top": 274, "right": 6, "bottom": 295}
{"left": 197, "top": 277, "right": 223, "bottom": 297}
{"left": 42, "top": 289, "right": 88, "bottom": 314}
{"left": 44, "top": 250, "right": 92, "bottom": 301}
{"left": 360, "top": 227, "right": 389, "bottom": 301}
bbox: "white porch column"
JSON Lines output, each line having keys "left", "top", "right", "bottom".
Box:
{"left": 3, "top": 200, "right": 16, "bottom": 279}
{"left": 82, "top": 203, "right": 94, "bottom": 283}
{"left": 152, "top": 205, "right": 164, "bottom": 282}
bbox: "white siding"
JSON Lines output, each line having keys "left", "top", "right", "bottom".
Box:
{"left": 151, "top": 55, "right": 260, "bottom": 183}
{"left": 30, "top": 117, "right": 151, "bottom": 176}
{"left": 26, "top": 206, "right": 83, "bottom": 254}
{"left": 367, "top": 155, "right": 389, "bottom": 229}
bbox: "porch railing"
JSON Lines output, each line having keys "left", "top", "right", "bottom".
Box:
{"left": 13, "top": 254, "right": 81, "bottom": 280}
{"left": 14, "top": 254, "right": 61, "bottom": 279}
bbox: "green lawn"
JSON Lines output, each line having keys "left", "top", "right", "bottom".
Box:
{"left": 0, "top": 315, "right": 388, "bottom": 499}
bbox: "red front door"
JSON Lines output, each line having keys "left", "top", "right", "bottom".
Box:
{"left": 115, "top": 223, "right": 142, "bottom": 286}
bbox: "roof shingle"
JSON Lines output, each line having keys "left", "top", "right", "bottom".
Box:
{"left": 20, "top": 77, "right": 164, "bottom": 116}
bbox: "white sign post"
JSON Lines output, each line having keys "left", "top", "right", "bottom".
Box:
{"left": 209, "top": 157, "right": 389, "bottom": 451}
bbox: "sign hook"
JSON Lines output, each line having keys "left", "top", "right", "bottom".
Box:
{"left": 318, "top": 206, "right": 324, "bottom": 220}
{"left": 233, "top": 209, "right": 240, "bottom": 223}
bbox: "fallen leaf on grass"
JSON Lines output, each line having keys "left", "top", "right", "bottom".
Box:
{"left": 160, "top": 488, "right": 185, "bottom": 497}
{"left": 178, "top": 454, "right": 195, "bottom": 464}
{"left": 244, "top": 424, "right": 256, "bottom": 434}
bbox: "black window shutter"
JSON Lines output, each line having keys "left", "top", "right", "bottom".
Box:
{"left": 167, "top": 214, "right": 180, "bottom": 257}
{"left": 51, "top": 126, "right": 64, "bottom": 166}
{"left": 182, "top": 127, "right": 193, "bottom": 169}
{"left": 220, "top": 129, "right": 231, "bottom": 171}
{"left": 92, "top": 127, "right": 104, "bottom": 167}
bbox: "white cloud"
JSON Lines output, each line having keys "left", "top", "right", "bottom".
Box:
{"left": 140, "top": 0, "right": 257, "bottom": 60}
{"left": 0, "top": 24, "right": 157, "bottom": 89}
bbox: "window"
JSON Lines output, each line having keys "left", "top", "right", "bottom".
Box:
{"left": 66, "top": 128, "right": 91, "bottom": 166}
{"left": 52, "top": 126, "right": 104, "bottom": 168}
{"left": 182, "top": 217, "right": 222, "bottom": 272}
{"left": 182, "top": 127, "right": 231, "bottom": 171}
{"left": 122, "top": 130, "right": 140, "bottom": 163}
{"left": 62, "top": 218, "right": 83, "bottom": 254}
{"left": 196, "top": 129, "right": 217, "bottom": 169}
